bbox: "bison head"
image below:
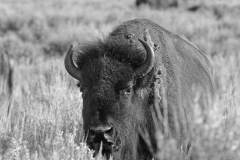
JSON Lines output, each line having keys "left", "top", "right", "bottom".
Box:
{"left": 65, "top": 39, "right": 155, "bottom": 159}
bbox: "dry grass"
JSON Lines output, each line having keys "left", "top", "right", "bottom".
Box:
{"left": 0, "top": 0, "right": 240, "bottom": 159}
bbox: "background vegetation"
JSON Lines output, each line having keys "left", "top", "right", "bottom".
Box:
{"left": 0, "top": 0, "right": 239, "bottom": 159}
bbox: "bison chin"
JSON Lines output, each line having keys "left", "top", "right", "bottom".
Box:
{"left": 87, "top": 131, "right": 121, "bottom": 159}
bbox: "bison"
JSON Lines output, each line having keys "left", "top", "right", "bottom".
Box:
{"left": 64, "top": 19, "right": 214, "bottom": 160}
{"left": 136, "top": 0, "right": 178, "bottom": 9}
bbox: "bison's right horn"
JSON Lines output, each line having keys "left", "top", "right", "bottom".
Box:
{"left": 64, "top": 45, "right": 82, "bottom": 80}
{"left": 134, "top": 39, "right": 155, "bottom": 79}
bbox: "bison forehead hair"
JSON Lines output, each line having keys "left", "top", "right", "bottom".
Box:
{"left": 75, "top": 38, "right": 147, "bottom": 70}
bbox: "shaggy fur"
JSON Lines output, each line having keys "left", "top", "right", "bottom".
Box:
{"left": 76, "top": 39, "right": 146, "bottom": 70}
{"left": 73, "top": 19, "right": 214, "bottom": 160}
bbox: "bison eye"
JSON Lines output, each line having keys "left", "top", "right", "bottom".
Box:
{"left": 119, "top": 86, "right": 132, "bottom": 97}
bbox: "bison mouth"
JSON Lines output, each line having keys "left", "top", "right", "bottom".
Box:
{"left": 88, "top": 132, "right": 121, "bottom": 159}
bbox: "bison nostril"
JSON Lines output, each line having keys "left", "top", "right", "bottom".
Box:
{"left": 89, "top": 128, "right": 96, "bottom": 136}
{"left": 89, "top": 125, "right": 113, "bottom": 134}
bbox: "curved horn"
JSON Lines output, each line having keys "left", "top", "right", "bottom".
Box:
{"left": 134, "top": 39, "right": 155, "bottom": 79}
{"left": 64, "top": 45, "right": 82, "bottom": 80}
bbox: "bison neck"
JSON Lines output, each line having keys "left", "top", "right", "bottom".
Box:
{"left": 113, "top": 133, "right": 153, "bottom": 160}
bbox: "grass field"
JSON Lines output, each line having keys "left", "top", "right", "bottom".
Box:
{"left": 0, "top": 0, "right": 240, "bottom": 159}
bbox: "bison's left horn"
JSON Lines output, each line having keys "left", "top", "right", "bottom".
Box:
{"left": 134, "top": 39, "right": 155, "bottom": 79}
{"left": 64, "top": 45, "right": 82, "bottom": 80}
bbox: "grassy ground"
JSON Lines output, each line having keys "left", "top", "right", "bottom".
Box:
{"left": 0, "top": 0, "right": 240, "bottom": 159}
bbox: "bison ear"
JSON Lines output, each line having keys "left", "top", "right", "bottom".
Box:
{"left": 136, "top": 67, "right": 155, "bottom": 88}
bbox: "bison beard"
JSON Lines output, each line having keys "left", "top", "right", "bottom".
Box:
{"left": 64, "top": 19, "right": 214, "bottom": 160}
